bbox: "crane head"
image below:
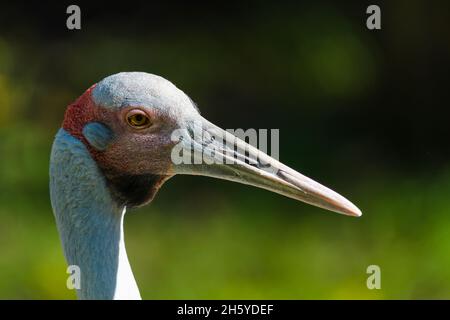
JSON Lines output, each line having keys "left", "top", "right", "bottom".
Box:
{"left": 61, "top": 72, "right": 361, "bottom": 216}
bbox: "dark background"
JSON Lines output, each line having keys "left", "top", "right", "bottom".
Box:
{"left": 0, "top": 1, "right": 449, "bottom": 298}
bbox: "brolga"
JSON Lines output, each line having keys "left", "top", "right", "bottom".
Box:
{"left": 50, "top": 72, "right": 361, "bottom": 300}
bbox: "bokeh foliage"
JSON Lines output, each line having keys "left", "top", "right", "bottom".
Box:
{"left": 0, "top": 1, "right": 449, "bottom": 299}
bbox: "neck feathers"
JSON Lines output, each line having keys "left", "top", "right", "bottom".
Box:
{"left": 50, "top": 128, "right": 141, "bottom": 300}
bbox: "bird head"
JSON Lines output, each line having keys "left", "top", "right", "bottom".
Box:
{"left": 62, "top": 72, "right": 361, "bottom": 216}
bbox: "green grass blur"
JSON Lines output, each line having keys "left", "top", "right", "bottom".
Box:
{"left": 0, "top": 2, "right": 449, "bottom": 299}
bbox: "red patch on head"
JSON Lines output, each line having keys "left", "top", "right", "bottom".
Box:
{"left": 62, "top": 84, "right": 98, "bottom": 143}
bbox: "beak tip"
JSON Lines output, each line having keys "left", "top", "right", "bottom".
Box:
{"left": 350, "top": 208, "right": 363, "bottom": 217}
{"left": 344, "top": 204, "right": 362, "bottom": 217}
{"left": 329, "top": 194, "right": 362, "bottom": 217}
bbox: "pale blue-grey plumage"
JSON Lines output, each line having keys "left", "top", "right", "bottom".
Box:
{"left": 50, "top": 128, "right": 122, "bottom": 299}
{"left": 92, "top": 72, "right": 196, "bottom": 116}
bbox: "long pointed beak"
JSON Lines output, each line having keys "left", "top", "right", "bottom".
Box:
{"left": 171, "top": 116, "right": 361, "bottom": 217}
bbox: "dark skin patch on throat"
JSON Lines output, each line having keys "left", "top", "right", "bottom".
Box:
{"left": 102, "top": 170, "right": 169, "bottom": 208}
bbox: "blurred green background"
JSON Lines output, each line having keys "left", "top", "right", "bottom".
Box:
{"left": 0, "top": 1, "right": 449, "bottom": 299}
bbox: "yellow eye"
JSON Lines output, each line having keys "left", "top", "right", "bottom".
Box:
{"left": 126, "top": 111, "right": 151, "bottom": 129}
